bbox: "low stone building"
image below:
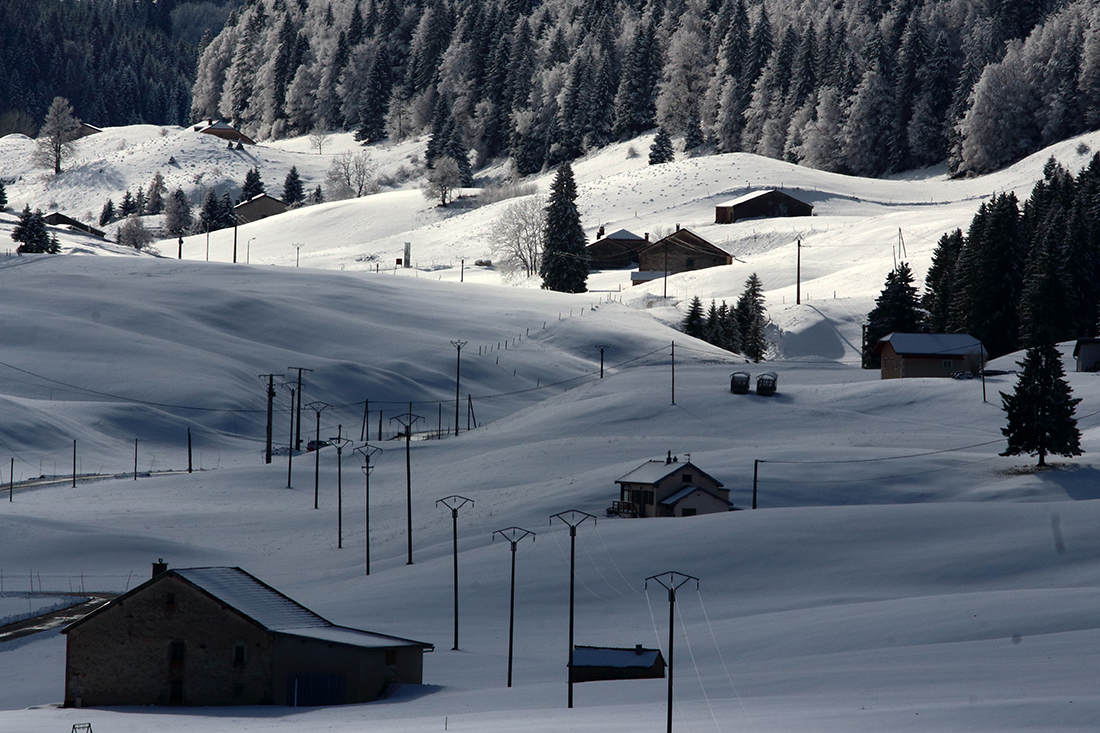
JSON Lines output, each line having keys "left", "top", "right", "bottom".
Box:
{"left": 715, "top": 189, "right": 813, "bottom": 224}
{"left": 611, "top": 454, "right": 733, "bottom": 517}
{"left": 63, "top": 564, "right": 432, "bottom": 707}
{"left": 871, "top": 333, "right": 986, "bottom": 379}
{"left": 632, "top": 228, "right": 731, "bottom": 285}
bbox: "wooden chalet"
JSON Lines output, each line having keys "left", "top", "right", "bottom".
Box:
{"left": 612, "top": 454, "right": 733, "bottom": 517}
{"left": 871, "top": 333, "right": 986, "bottom": 379}
{"left": 632, "top": 227, "right": 731, "bottom": 285}
{"left": 586, "top": 227, "right": 649, "bottom": 269}
{"left": 234, "top": 193, "right": 289, "bottom": 224}
{"left": 715, "top": 189, "right": 813, "bottom": 224}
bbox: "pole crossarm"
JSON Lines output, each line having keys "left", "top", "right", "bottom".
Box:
{"left": 644, "top": 571, "right": 699, "bottom": 595}
{"left": 549, "top": 509, "right": 597, "bottom": 530}
{"left": 436, "top": 494, "right": 473, "bottom": 513}
{"left": 493, "top": 527, "right": 536, "bottom": 546}
{"left": 354, "top": 443, "right": 381, "bottom": 469}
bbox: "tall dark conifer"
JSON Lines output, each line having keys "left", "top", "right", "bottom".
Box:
{"left": 1000, "top": 343, "right": 1082, "bottom": 467}
{"left": 539, "top": 162, "right": 588, "bottom": 293}
{"left": 864, "top": 262, "right": 923, "bottom": 368}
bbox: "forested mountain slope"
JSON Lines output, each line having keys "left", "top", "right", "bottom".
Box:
{"left": 190, "top": 0, "right": 1100, "bottom": 177}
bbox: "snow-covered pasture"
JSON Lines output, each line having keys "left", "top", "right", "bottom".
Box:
{"left": 0, "top": 126, "right": 1099, "bottom": 732}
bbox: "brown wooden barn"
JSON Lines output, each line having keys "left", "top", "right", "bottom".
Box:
{"left": 632, "top": 228, "right": 731, "bottom": 285}
{"left": 44, "top": 212, "right": 105, "bottom": 238}
{"left": 570, "top": 645, "right": 665, "bottom": 683}
{"left": 234, "top": 193, "right": 289, "bottom": 224}
{"left": 586, "top": 228, "right": 649, "bottom": 269}
{"left": 193, "top": 119, "right": 256, "bottom": 145}
{"left": 872, "top": 333, "right": 986, "bottom": 379}
{"left": 63, "top": 565, "right": 432, "bottom": 708}
{"left": 715, "top": 190, "right": 813, "bottom": 224}
{"left": 1073, "top": 338, "right": 1100, "bottom": 372}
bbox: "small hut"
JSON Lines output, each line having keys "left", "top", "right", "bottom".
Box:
{"left": 1073, "top": 338, "right": 1100, "bottom": 372}
{"left": 569, "top": 645, "right": 665, "bottom": 683}
{"left": 715, "top": 190, "right": 813, "bottom": 224}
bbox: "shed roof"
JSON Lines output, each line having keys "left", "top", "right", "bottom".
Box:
{"left": 658, "top": 485, "right": 731, "bottom": 507}
{"left": 638, "top": 229, "right": 728, "bottom": 259}
{"left": 64, "top": 566, "right": 433, "bottom": 651}
{"left": 1073, "top": 338, "right": 1100, "bottom": 357}
{"left": 872, "top": 333, "right": 985, "bottom": 357}
{"left": 573, "top": 645, "right": 663, "bottom": 668}
{"left": 615, "top": 459, "right": 723, "bottom": 488}
{"left": 717, "top": 189, "right": 812, "bottom": 209}
{"left": 603, "top": 228, "right": 645, "bottom": 241}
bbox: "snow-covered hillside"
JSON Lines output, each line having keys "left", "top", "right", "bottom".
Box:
{"left": 1, "top": 128, "right": 1099, "bottom": 733}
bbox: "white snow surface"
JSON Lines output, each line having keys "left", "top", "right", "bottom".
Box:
{"left": 1, "top": 127, "right": 1100, "bottom": 732}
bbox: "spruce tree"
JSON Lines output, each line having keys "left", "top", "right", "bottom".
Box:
{"left": 1000, "top": 343, "right": 1082, "bottom": 467}
{"left": 735, "top": 273, "right": 768, "bottom": 361}
{"left": 199, "top": 189, "right": 222, "bottom": 232}
{"left": 240, "top": 167, "right": 265, "bottom": 203}
{"left": 682, "top": 296, "right": 706, "bottom": 339}
{"left": 539, "top": 162, "right": 588, "bottom": 293}
{"left": 864, "top": 262, "right": 923, "bottom": 368}
{"left": 922, "top": 229, "right": 964, "bottom": 333}
{"left": 11, "top": 205, "right": 55, "bottom": 253}
{"left": 283, "top": 166, "right": 305, "bottom": 205}
{"left": 146, "top": 171, "right": 166, "bottom": 215}
{"left": 1019, "top": 210, "right": 1072, "bottom": 348}
{"left": 0, "top": 179, "right": 6, "bottom": 210}
{"left": 649, "top": 128, "right": 674, "bottom": 164}
{"left": 119, "top": 190, "right": 137, "bottom": 217}
{"left": 99, "top": 199, "right": 116, "bottom": 227}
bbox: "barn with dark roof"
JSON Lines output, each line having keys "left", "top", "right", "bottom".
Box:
{"left": 62, "top": 565, "right": 432, "bottom": 707}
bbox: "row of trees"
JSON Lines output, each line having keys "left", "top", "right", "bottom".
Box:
{"left": 681, "top": 275, "right": 768, "bottom": 361}
{"left": 191, "top": 0, "right": 1100, "bottom": 179}
{"left": 865, "top": 153, "right": 1100, "bottom": 366}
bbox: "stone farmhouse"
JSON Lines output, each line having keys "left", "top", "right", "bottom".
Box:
{"left": 63, "top": 564, "right": 432, "bottom": 707}
{"left": 611, "top": 454, "right": 733, "bottom": 517}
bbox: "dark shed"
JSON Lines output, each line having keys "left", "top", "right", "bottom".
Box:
{"left": 715, "top": 190, "right": 813, "bottom": 224}
{"left": 569, "top": 645, "right": 666, "bottom": 683}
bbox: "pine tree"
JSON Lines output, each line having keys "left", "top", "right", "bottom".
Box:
{"left": 0, "top": 179, "right": 7, "bottom": 210}
{"left": 735, "top": 273, "right": 768, "bottom": 361}
{"left": 119, "top": 190, "right": 137, "bottom": 217}
{"left": 1018, "top": 209, "right": 1072, "bottom": 348}
{"left": 199, "top": 189, "right": 222, "bottom": 232}
{"left": 539, "top": 162, "right": 588, "bottom": 293}
{"left": 922, "top": 229, "right": 964, "bottom": 333}
{"left": 716, "top": 301, "right": 740, "bottom": 353}
{"left": 240, "top": 167, "right": 265, "bottom": 203}
{"left": 146, "top": 171, "right": 166, "bottom": 215}
{"left": 864, "top": 262, "right": 923, "bottom": 368}
{"left": 164, "top": 188, "right": 193, "bottom": 235}
{"left": 682, "top": 296, "right": 706, "bottom": 338}
{"left": 649, "top": 128, "right": 674, "bottom": 164}
{"left": 11, "top": 205, "right": 56, "bottom": 254}
{"left": 1000, "top": 343, "right": 1082, "bottom": 467}
{"left": 283, "top": 166, "right": 305, "bottom": 205}
{"left": 99, "top": 199, "right": 116, "bottom": 227}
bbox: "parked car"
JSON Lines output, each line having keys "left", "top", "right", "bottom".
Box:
{"left": 306, "top": 439, "right": 332, "bottom": 452}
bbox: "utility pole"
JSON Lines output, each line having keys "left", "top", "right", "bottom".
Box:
{"left": 670, "top": 341, "right": 676, "bottom": 405}
{"left": 133, "top": 438, "right": 138, "bottom": 480}
{"left": 390, "top": 404, "right": 423, "bottom": 564}
{"left": 796, "top": 238, "right": 801, "bottom": 305}
{"left": 753, "top": 459, "right": 760, "bottom": 509}
{"left": 292, "top": 242, "right": 303, "bottom": 267}
{"left": 331, "top": 426, "right": 351, "bottom": 549}
{"left": 595, "top": 345, "right": 608, "bottom": 378}
{"left": 493, "top": 527, "right": 535, "bottom": 687}
{"left": 187, "top": 428, "right": 192, "bottom": 473}
{"left": 549, "top": 510, "right": 596, "bottom": 709}
{"left": 645, "top": 572, "right": 699, "bottom": 733}
{"left": 437, "top": 495, "right": 473, "bottom": 650}
{"left": 259, "top": 374, "right": 279, "bottom": 464}
{"left": 451, "top": 340, "right": 466, "bottom": 437}
{"left": 280, "top": 383, "right": 295, "bottom": 488}
{"left": 232, "top": 214, "right": 239, "bottom": 263}
{"left": 355, "top": 444, "right": 381, "bottom": 576}
{"left": 307, "top": 402, "right": 331, "bottom": 509}
{"left": 72, "top": 439, "right": 76, "bottom": 488}
{"left": 287, "top": 367, "right": 312, "bottom": 450}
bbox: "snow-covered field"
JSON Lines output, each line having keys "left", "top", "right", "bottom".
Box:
{"left": 1, "top": 126, "right": 1099, "bottom": 732}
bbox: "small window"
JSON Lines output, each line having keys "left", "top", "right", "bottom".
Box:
{"left": 682, "top": 474, "right": 692, "bottom": 483}
{"left": 165, "top": 592, "right": 176, "bottom": 605}
{"left": 943, "top": 360, "right": 952, "bottom": 369}
{"left": 234, "top": 643, "right": 246, "bottom": 666}
{"left": 385, "top": 650, "right": 397, "bottom": 666}
{"left": 170, "top": 640, "right": 186, "bottom": 661}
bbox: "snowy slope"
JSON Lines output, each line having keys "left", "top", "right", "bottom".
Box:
{"left": 1, "top": 128, "right": 1100, "bottom": 733}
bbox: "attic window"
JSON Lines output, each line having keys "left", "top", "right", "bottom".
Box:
{"left": 170, "top": 640, "right": 186, "bottom": 661}
{"left": 234, "top": 643, "right": 246, "bottom": 666}
{"left": 165, "top": 592, "right": 176, "bottom": 605}
{"left": 682, "top": 474, "right": 692, "bottom": 483}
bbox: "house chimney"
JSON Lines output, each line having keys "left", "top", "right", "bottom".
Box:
{"left": 152, "top": 558, "right": 168, "bottom": 578}
{"left": 635, "top": 644, "right": 643, "bottom": 654}
{"left": 666, "top": 450, "right": 672, "bottom": 465}
{"left": 597, "top": 225, "right": 605, "bottom": 239}
{"left": 675, "top": 223, "right": 680, "bottom": 232}
{"left": 644, "top": 232, "right": 649, "bottom": 241}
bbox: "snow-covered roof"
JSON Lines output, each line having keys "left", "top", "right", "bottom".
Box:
{"left": 716, "top": 189, "right": 811, "bottom": 208}
{"left": 174, "top": 567, "right": 327, "bottom": 630}
{"left": 874, "top": 333, "right": 985, "bottom": 357}
{"left": 603, "top": 228, "right": 644, "bottom": 240}
{"left": 573, "top": 645, "right": 662, "bottom": 668}
{"left": 616, "top": 459, "right": 722, "bottom": 488}
{"left": 275, "top": 624, "right": 431, "bottom": 649}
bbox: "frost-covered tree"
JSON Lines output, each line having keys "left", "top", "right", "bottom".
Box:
{"left": 117, "top": 215, "right": 155, "bottom": 251}
{"left": 164, "top": 188, "right": 192, "bottom": 236}
{"left": 794, "top": 87, "right": 844, "bottom": 171}
{"left": 655, "top": 0, "right": 711, "bottom": 137}
{"left": 491, "top": 195, "right": 545, "bottom": 280}
{"left": 32, "top": 97, "right": 80, "bottom": 175}
{"left": 841, "top": 66, "right": 893, "bottom": 177}
{"left": 0, "top": 179, "right": 6, "bottom": 210}
{"left": 146, "top": 171, "right": 166, "bottom": 215}
{"left": 539, "top": 162, "right": 587, "bottom": 293}
{"left": 422, "top": 156, "right": 462, "bottom": 206}
{"left": 326, "top": 150, "right": 376, "bottom": 199}
{"left": 1000, "top": 343, "right": 1082, "bottom": 467}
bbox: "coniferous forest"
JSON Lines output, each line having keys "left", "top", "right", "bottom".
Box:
{"left": 0, "top": 0, "right": 238, "bottom": 135}
{"left": 186, "top": 0, "right": 1100, "bottom": 177}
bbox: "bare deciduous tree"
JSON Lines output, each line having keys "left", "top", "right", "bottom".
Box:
{"left": 32, "top": 97, "right": 81, "bottom": 174}
{"left": 422, "top": 157, "right": 463, "bottom": 207}
{"left": 325, "top": 150, "right": 377, "bottom": 199}
{"left": 308, "top": 126, "right": 330, "bottom": 155}
{"left": 490, "top": 195, "right": 545, "bottom": 280}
